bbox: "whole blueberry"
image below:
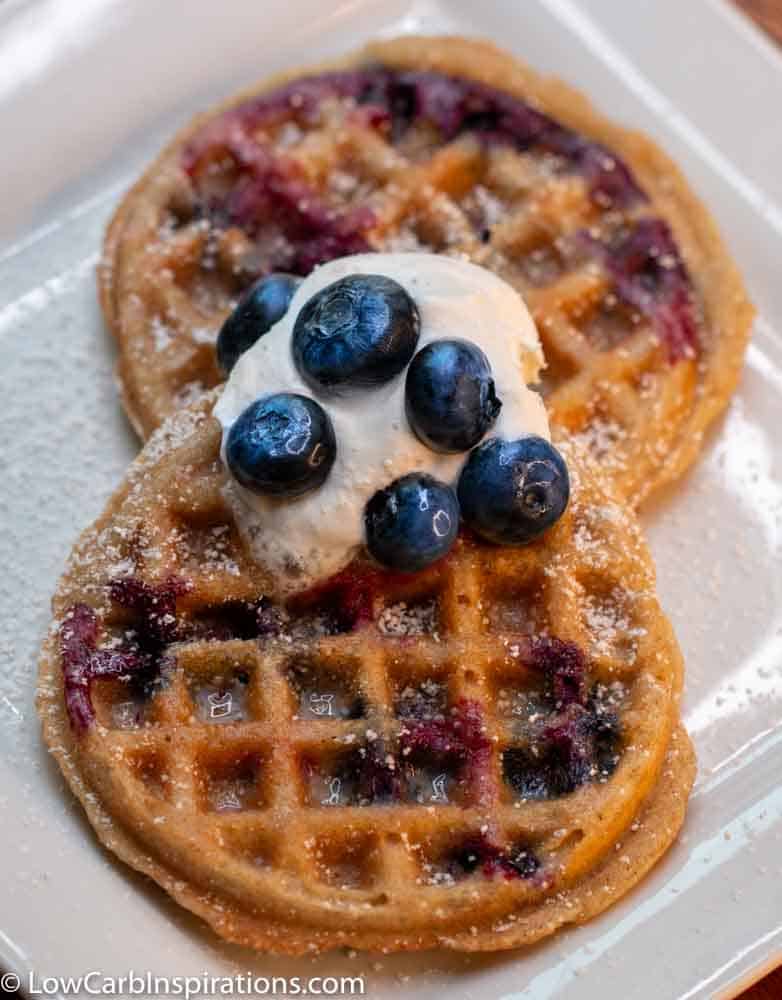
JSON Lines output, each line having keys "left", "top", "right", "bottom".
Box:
{"left": 365, "top": 473, "right": 459, "bottom": 572}
{"left": 458, "top": 436, "right": 569, "bottom": 544}
{"left": 292, "top": 274, "right": 420, "bottom": 392}
{"left": 217, "top": 273, "right": 300, "bottom": 375}
{"left": 405, "top": 339, "right": 502, "bottom": 452}
{"left": 226, "top": 392, "right": 336, "bottom": 498}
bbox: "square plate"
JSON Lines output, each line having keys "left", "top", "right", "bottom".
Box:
{"left": 2, "top": 1, "right": 781, "bottom": 997}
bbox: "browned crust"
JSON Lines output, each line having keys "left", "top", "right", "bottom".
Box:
{"left": 38, "top": 616, "right": 694, "bottom": 954}
{"left": 99, "top": 35, "right": 753, "bottom": 507}
{"left": 365, "top": 38, "right": 754, "bottom": 504}
{"left": 37, "top": 396, "right": 696, "bottom": 954}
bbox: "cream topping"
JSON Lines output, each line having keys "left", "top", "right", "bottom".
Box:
{"left": 214, "top": 253, "right": 549, "bottom": 592}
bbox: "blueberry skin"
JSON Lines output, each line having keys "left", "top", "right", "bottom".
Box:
{"left": 226, "top": 392, "right": 336, "bottom": 498}
{"left": 458, "top": 436, "right": 570, "bottom": 545}
{"left": 365, "top": 473, "right": 459, "bottom": 572}
{"left": 405, "top": 339, "right": 502, "bottom": 453}
{"left": 217, "top": 273, "right": 300, "bottom": 375}
{"left": 292, "top": 274, "right": 420, "bottom": 392}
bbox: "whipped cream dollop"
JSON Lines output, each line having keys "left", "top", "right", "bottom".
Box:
{"left": 215, "top": 253, "right": 549, "bottom": 592}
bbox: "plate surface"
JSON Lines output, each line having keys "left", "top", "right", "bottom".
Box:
{"left": 2, "top": 1, "right": 782, "bottom": 997}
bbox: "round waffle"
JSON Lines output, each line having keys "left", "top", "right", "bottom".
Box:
{"left": 100, "top": 35, "right": 752, "bottom": 505}
{"left": 38, "top": 394, "right": 694, "bottom": 953}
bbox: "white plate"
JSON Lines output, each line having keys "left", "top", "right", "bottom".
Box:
{"left": 1, "top": 1, "right": 781, "bottom": 997}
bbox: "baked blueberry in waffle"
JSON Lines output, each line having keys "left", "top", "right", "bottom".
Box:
{"left": 100, "top": 36, "right": 752, "bottom": 504}
{"left": 37, "top": 380, "right": 693, "bottom": 952}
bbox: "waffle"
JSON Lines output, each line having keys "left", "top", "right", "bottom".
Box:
{"left": 100, "top": 35, "right": 753, "bottom": 505}
{"left": 37, "top": 393, "right": 694, "bottom": 953}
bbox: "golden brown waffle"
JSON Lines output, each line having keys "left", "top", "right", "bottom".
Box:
{"left": 37, "top": 394, "right": 694, "bottom": 953}
{"left": 100, "top": 35, "right": 753, "bottom": 505}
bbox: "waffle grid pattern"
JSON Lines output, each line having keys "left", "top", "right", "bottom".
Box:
{"left": 100, "top": 39, "right": 753, "bottom": 506}
{"left": 113, "top": 95, "right": 682, "bottom": 491}
{"left": 39, "top": 408, "right": 685, "bottom": 947}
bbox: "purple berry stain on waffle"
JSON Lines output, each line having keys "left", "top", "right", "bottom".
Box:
{"left": 188, "top": 595, "right": 285, "bottom": 642}
{"left": 500, "top": 635, "right": 623, "bottom": 799}
{"left": 378, "top": 70, "right": 642, "bottom": 210}
{"left": 59, "top": 604, "right": 144, "bottom": 733}
{"left": 109, "top": 575, "right": 191, "bottom": 647}
{"left": 290, "top": 562, "right": 408, "bottom": 633}
{"left": 303, "top": 739, "right": 400, "bottom": 807}
{"left": 445, "top": 832, "right": 540, "bottom": 881}
{"left": 528, "top": 635, "right": 587, "bottom": 708}
{"left": 504, "top": 697, "right": 622, "bottom": 800}
{"left": 400, "top": 698, "right": 493, "bottom": 801}
{"left": 582, "top": 218, "right": 700, "bottom": 361}
{"left": 345, "top": 740, "right": 401, "bottom": 804}
{"left": 182, "top": 67, "right": 700, "bottom": 362}
{"left": 60, "top": 576, "right": 192, "bottom": 732}
{"left": 182, "top": 73, "right": 380, "bottom": 274}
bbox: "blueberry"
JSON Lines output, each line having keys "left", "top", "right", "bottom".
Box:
{"left": 226, "top": 392, "right": 336, "bottom": 498}
{"left": 502, "top": 702, "right": 621, "bottom": 800}
{"left": 364, "top": 473, "right": 459, "bottom": 572}
{"left": 217, "top": 273, "right": 300, "bottom": 375}
{"left": 292, "top": 274, "right": 420, "bottom": 391}
{"left": 405, "top": 339, "right": 501, "bottom": 452}
{"left": 458, "top": 436, "right": 569, "bottom": 544}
